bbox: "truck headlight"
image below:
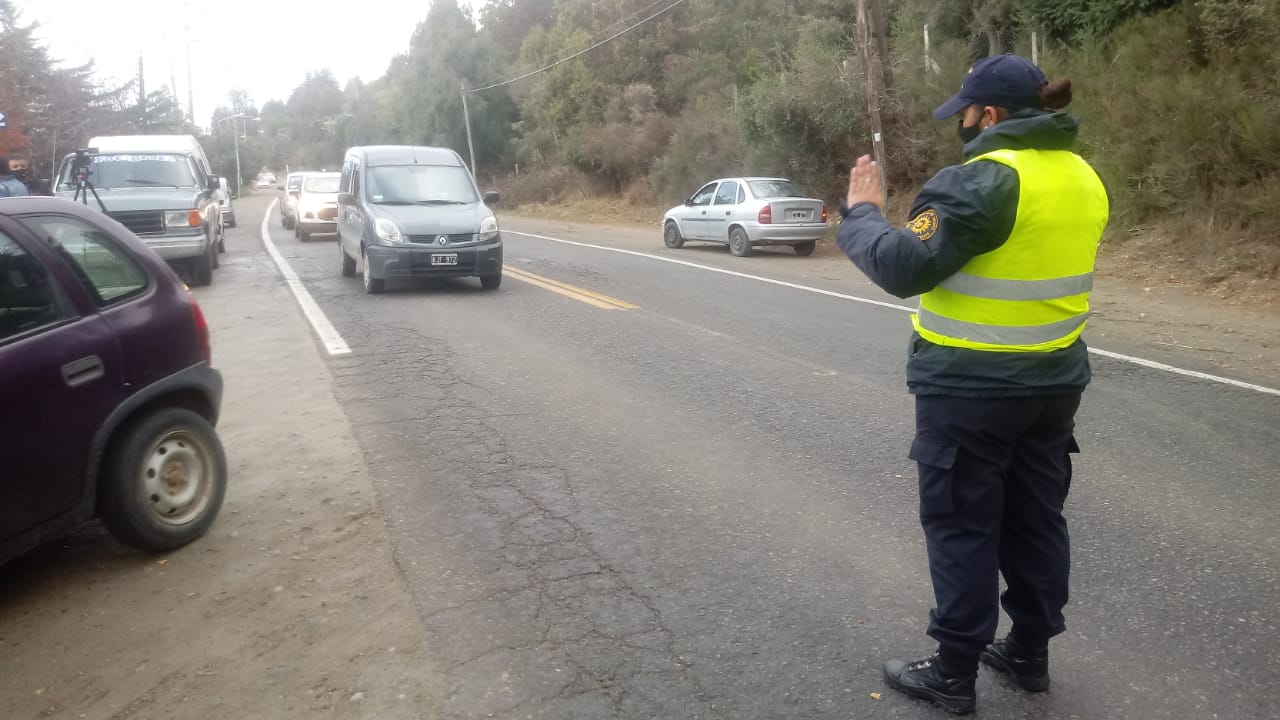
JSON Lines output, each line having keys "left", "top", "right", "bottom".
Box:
{"left": 165, "top": 210, "right": 200, "bottom": 228}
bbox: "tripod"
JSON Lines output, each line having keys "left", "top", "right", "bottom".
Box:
{"left": 72, "top": 169, "right": 107, "bottom": 213}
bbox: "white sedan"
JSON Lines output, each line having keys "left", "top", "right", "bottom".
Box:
{"left": 662, "top": 177, "right": 828, "bottom": 257}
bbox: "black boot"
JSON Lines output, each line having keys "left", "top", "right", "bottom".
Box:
{"left": 883, "top": 654, "right": 977, "bottom": 715}
{"left": 980, "top": 634, "right": 1050, "bottom": 692}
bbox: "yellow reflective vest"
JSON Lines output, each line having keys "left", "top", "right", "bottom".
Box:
{"left": 911, "top": 148, "right": 1109, "bottom": 352}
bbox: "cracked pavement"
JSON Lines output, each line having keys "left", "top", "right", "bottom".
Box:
{"left": 268, "top": 207, "right": 1280, "bottom": 720}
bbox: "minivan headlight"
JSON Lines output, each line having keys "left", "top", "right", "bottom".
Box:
{"left": 479, "top": 215, "right": 499, "bottom": 242}
{"left": 375, "top": 218, "right": 404, "bottom": 244}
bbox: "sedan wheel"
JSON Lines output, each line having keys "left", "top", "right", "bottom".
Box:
{"left": 793, "top": 240, "right": 816, "bottom": 257}
{"left": 729, "top": 227, "right": 753, "bottom": 257}
{"left": 98, "top": 408, "right": 227, "bottom": 551}
{"left": 663, "top": 221, "right": 685, "bottom": 249}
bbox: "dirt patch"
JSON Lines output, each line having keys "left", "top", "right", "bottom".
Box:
{"left": 0, "top": 197, "right": 440, "bottom": 720}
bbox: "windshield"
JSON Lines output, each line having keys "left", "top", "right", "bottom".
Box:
{"left": 748, "top": 179, "right": 806, "bottom": 199}
{"left": 303, "top": 175, "right": 340, "bottom": 193}
{"left": 367, "top": 165, "right": 478, "bottom": 205}
{"left": 59, "top": 153, "right": 197, "bottom": 190}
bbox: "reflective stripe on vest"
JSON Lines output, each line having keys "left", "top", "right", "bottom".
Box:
{"left": 937, "top": 270, "right": 1094, "bottom": 301}
{"left": 912, "top": 147, "right": 1109, "bottom": 353}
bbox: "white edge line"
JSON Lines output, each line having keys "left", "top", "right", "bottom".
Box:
{"left": 507, "top": 230, "right": 1280, "bottom": 398}
{"left": 259, "top": 200, "right": 352, "bottom": 356}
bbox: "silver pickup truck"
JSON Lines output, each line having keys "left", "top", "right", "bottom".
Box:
{"left": 54, "top": 135, "right": 225, "bottom": 286}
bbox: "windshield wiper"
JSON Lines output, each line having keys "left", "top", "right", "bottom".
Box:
{"left": 373, "top": 200, "right": 417, "bottom": 205}
{"left": 124, "top": 179, "right": 181, "bottom": 187}
{"left": 416, "top": 199, "right": 468, "bottom": 205}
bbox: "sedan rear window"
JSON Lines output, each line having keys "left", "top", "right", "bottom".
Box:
{"left": 25, "top": 216, "right": 148, "bottom": 305}
{"left": 748, "top": 179, "right": 806, "bottom": 199}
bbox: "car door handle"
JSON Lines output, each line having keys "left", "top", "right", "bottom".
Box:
{"left": 62, "top": 355, "right": 104, "bottom": 387}
{"left": 725, "top": 211, "right": 732, "bottom": 216}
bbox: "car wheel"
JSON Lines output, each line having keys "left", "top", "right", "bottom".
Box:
{"left": 362, "top": 247, "right": 385, "bottom": 294}
{"left": 191, "top": 248, "right": 214, "bottom": 286}
{"left": 227, "top": 215, "right": 237, "bottom": 229}
{"left": 98, "top": 407, "right": 227, "bottom": 551}
{"left": 280, "top": 213, "right": 288, "bottom": 228}
{"left": 211, "top": 238, "right": 220, "bottom": 269}
{"left": 285, "top": 215, "right": 295, "bottom": 230}
{"left": 299, "top": 228, "right": 310, "bottom": 242}
{"left": 729, "top": 227, "right": 753, "bottom": 257}
{"left": 663, "top": 221, "right": 685, "bottom": 249}
{"left": 340, "top": 241, "right": 357, "bottom": 277}
{"left": 793, "top": 240, "right": 816, "bottom": 257}
{"left": 480, "top": 273, "right": 502, "bottom": 290}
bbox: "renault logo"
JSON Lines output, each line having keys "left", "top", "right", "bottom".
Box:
{"left": 436, "top": 235, "right": 448, "bottom": 246}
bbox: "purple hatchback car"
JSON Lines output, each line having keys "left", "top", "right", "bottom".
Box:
{"left": 0, "top": 196, "right": 226, "bottom": 564}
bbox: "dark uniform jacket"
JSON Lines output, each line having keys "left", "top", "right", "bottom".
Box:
{"left": 837, "top": 110, "right": 1107, "bottom": 397}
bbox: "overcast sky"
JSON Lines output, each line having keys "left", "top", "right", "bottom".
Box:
{"left": 18, "top": 0, "right": 481, "bottom": 128}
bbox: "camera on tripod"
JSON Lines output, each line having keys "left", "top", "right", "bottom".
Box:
{"left": 70, "top": 147, "right": 98, "bottom": 184}
{"left": 70, "top": 147, "right": 107, "bottom": 212}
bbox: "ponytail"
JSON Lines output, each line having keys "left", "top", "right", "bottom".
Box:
{"left": 1038, "top": 79, "right": 1073, "bottom": 110}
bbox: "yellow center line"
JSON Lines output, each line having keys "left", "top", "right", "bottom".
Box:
{"left": 505, "top": 266, "right": 638, "bottom": 310}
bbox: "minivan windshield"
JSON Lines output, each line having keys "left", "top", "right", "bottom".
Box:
{"left": 59, "top": 153, "right": 197, "bottom": 190}
{"left": 303, "top": 175, "right": 340, "bottom": 193}
{"left": 367, "top": 165, "right": 478, "bottom": 205}
{"left": 748, "top": 179, "right": 805, "bottom": 199}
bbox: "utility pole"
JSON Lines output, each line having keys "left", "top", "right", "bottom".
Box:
{"left": 460, "top": 81, "right": 477, "bottom": 175}
{"left": 856, "top": 0, "right": 889, "bottom": 194}
{"left": 217, "top": 112, "right": 251, "bottom": 197}
{"left": 138, "top": 53, "right": 147, "bottom": 127}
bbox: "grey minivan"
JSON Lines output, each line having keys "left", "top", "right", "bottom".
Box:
{"left": 336, "top": 146, "right": 502, "bottom": 294}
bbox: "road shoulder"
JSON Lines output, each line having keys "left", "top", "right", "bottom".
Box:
{"left": 0, "top": 195, "right": 439, "bottom": 720}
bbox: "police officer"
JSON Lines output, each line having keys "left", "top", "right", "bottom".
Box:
{"left": 9, "top": 156, "right": 51, "bottom": 196}
{"left": 0, "top": 156, "right": 31, "bottom": 198}
{"left": 837, "top": 54, "right": 1108, "bottom": 714}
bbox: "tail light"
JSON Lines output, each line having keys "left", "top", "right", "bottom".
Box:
{"left": 188, "top": 292, "right": 212, "bottom": 364}
{"left": 758, "top": 205, "right": 773, "bottom": 225}
{"left": 821, "top": 205, "right": 829, "bottom": 223}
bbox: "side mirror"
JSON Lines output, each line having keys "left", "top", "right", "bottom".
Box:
{"left": 207, "top": 176, "right": 220, "bottom": 191}
{"left": 337, "top": 192, "right": 353, "bottom": 205}
{"left": 684, "top": 198, "right": 693, "bottom": 206}
{"left": 483, "top": 191, "right": 500, "bottom": 206}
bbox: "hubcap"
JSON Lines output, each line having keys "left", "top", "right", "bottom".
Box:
{"left": 142, "top": 430, "right": 213, "bottom": 525}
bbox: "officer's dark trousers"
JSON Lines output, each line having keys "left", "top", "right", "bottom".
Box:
{"left": 910, "top": 393, "right": 1081, "bottom": 658}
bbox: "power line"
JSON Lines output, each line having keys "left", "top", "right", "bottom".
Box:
{"left": 463, "top": 0, "right": 690, "bottom": 95}
{"left": 468, "top": 0, "right": 676, "bottom": 91}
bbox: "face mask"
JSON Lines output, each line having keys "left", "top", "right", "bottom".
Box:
{"left": 11, "top": 168, "right": 27, "bottom": 179}
{"left": 957, "top": 120, "right": 982, "bottom": 144}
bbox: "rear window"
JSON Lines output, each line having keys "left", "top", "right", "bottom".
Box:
{"left": 748, "top": 179, "right": 806, "bottom": 199}
{"left": 303, "top": 176, "right": 340, "bottom": 193}
{"left": 59, "top": 153, "right": 197, "bottom": 190}
{"left": 287, "top": 176, "right": 305, "bottom": 189}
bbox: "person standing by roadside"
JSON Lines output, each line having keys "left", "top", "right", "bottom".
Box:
{"left": 9, "top": 155, "right": 51, "bottom": 196}
{"left": 836, "top": 54, "right": 1109, "bottom": 715}
{"left": 0, "top": 155, "right": 31, "bottom": 197}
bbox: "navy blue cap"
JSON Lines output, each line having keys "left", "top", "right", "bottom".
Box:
{"left": 933, "top": 54, "right": 1047, "bottom": 120}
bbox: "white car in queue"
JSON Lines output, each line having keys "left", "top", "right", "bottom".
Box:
{"left": 294, "top": 172, "right": 340, "bottom": 241}
{"left": 662, "top": 177, "right": 828, "bottom": 257}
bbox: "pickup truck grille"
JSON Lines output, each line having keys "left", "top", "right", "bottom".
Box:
{"left": 108, "top": 211, "right": 165, "bottom": 236}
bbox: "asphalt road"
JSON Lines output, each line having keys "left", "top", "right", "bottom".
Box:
{"left": 260, "top": 199, "right": 1279, "bottom": 720}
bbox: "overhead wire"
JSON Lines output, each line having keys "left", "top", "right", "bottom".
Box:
{"left": 463, "top": 0, "right": 691, "bottom": 94}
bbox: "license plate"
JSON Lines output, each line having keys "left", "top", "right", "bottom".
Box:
{"left": 790, "top": 210, "right": 811, "bottom": 221}
{"left": 431, "top": 253, "right": 458, "bottom": 266}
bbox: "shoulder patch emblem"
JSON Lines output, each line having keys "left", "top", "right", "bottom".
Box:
{"left": 907, "top": 208, "right": 939, "bottom": 241}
